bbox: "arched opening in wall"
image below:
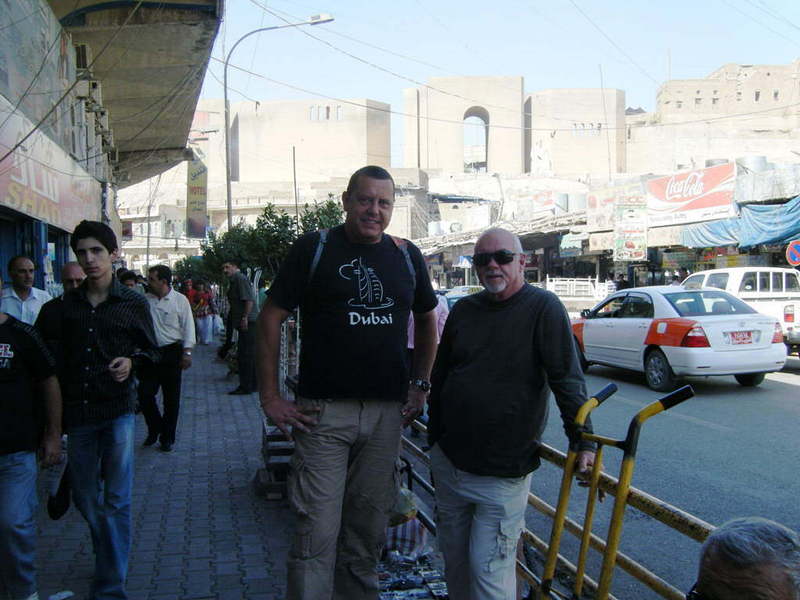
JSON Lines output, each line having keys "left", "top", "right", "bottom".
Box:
{"left": 463, "top": 106, "right": 489, "bottom": 173}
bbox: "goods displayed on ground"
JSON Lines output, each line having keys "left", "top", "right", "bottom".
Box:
{"left": 378, "top": 556, "right": 449, "bottom": 599}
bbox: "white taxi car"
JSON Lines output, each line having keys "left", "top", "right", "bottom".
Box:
{"left": 572, "top": 286, "right": 787, "bottom": 391}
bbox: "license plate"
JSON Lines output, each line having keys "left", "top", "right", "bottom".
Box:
{"left": 726, "top": 331, "right": 752, "bottom": 345}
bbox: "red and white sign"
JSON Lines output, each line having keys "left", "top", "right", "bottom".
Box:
{"left": 646, "top": 163, "right": 736, "bottom": 227}
{"left": 0, "top": 95, "right": 100, "bottom": 232}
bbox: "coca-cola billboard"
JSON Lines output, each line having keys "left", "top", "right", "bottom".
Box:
{"left": 646, "top": 163, "right": 735, "bottom": 227}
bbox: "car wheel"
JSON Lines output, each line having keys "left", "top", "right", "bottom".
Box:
{"left": 575, "top": 338, "right": 590, "bottom": 373}
{"left": 735, "top": 373, "right": 766, "bottom": 387}
{"left": 644, "top": 349, "right": 678, "bottom": 392}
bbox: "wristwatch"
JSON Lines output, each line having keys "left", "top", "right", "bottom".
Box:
{"left": 410, "top": 378, "right": 431, "bottom": 392}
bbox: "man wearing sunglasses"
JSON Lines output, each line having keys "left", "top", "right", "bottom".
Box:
{"left": 688, "top": 517, "right": 799, "bottom": 600}
{"left": 427, "top": 227, "right": 596, "bottom": 600}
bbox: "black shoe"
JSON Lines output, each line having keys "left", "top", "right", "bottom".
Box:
{"left": 228, "top": 388, "right": 252, "bottom": 395}
{"left": 142, "top": 432, "right": 159, "bottom": 447}
{"left": 159, "top": 442, "right": 173, "bottom": 452}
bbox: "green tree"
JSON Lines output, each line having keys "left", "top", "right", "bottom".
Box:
{"left": 197, "top": 199, "right": 344, "bottom": 284}
{"left": 299, "top": 196, "right": 344, "bottom": 234}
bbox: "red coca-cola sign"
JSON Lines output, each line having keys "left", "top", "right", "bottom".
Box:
{"left": 647, "top": 163, "right": 735, "bottom": 226}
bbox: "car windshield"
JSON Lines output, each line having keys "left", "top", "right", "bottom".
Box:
{"left": 664, "top": 290, "right": 756, "bottom": 317}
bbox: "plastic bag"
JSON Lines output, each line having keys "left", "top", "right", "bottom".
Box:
{"left": 388, "top": 486, "right": 417, "bottom": 527}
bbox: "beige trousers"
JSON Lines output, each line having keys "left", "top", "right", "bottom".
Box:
{"left": 286, "top": 398, "right": 402, "bottom": 600}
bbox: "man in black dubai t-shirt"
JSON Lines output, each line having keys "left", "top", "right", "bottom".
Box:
{"left": 0, "top": 305, "right": 62, "bottom": 600}
{"left": 258, "top": 165, "right": 438, "bottom": 600}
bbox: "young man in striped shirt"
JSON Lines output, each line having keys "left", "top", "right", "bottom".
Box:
{"left": 51, "top": 220, "right": 159, "bottom": 600}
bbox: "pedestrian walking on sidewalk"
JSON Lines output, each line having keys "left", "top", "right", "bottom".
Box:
{"left": 138, "top": 265, "right": 195, "bottom": 452}
{"left": 46, "top": 220, "right": 159, "bottom": 600}
{"left": 191, "top": 280, "right": 216, "bottom": 345}
{"left": 258, "top": 165, "right": 439, "bottom": 600}
{"left": 0, "top": 284, "right": 63, "bottom": 600}
{"left": 427, "top": 227, "right": 596, "bottom": 600}
{"left": 0, "top": 255, "right": 53, "bottom": 325}
{"left": 224, "top": 260, "right": 257, "bottom": 395}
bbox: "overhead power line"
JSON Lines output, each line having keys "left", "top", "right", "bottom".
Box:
{"left": 213, "top": 56, "right": 800, "bottom": 133}
{"left": 723, "top": 0, "right": 800, "bottom": 49}
{"left": 567, "top": 0, "right": 660, "bottom": 85}
{"left": 247, "top": 1, "right": 526, "bottom": 115}
{"left": 0, "top": 0, "right": 82, "bottom": 134}
{"left": 0, "top": 0, "right": 145, "bottom": 165}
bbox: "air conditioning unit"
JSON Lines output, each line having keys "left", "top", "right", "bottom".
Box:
{"left": 75, "top": 79, "right": 91, "bottom": 99}
{"left": 96, "top": 110, "right": 110, "bottom": 132}
{"left": 101, "top": 131, "right": 114, "bottom": 150}
{"left": 89, "top": 80, "right": 102, "bottom": 106}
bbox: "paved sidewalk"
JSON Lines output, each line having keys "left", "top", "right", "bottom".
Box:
{"left": 36, "top": 343, "right": 293, "bottom": 600}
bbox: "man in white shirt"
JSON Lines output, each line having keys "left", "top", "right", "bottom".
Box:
{"left": 0, "top": 256, "right": 52, "bottom": 325}
{"left": 138, "top": 265, "right": 195, "bottom": 452}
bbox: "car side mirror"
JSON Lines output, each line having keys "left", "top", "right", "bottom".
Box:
{"left": 580, "top": 309, "right": 591, "bottom": 318}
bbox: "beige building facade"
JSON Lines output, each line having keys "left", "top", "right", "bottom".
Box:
{"left": 529, "top": 88, "right": 626, "bottom": 179}
{"left": 403, "top": 76, "right": 526, "bottom": 175}
{"left": 627, "top": 61, "right": 800, "bottom": 174}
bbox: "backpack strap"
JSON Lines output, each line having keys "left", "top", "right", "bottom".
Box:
{"left": 391, "top": 235, "right": 416, "bottom": 291}
{"left": 307, "top": 228, "right": 328, "bottom": 285}
{"left": 308, "top": 230, "right": 417, "bottom": 291}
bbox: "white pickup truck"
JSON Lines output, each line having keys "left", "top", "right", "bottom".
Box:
{"left": 683, "top": 266, "right": 800, "bottom": 354}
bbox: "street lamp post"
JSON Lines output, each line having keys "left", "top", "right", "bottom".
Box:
{"left": 223, "top": 14, "right": 334, "bottom": 230}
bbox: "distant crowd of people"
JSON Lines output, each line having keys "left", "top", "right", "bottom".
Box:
{"left": 1, "top": 167, "right": 799, "bottom": 600}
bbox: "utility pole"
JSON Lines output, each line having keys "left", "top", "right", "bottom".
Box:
{"left": 292, "top": 146, "right": 300, "bottom": 234}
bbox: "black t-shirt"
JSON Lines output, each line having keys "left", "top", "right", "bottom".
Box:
{"left": 0, "top": 315, "right": 56, "bottom": 454}
{"left": 269, "top": 225, "right": 437, "bottom": 400}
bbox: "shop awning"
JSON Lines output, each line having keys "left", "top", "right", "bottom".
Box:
{"left": 681, "top": 196, "right": 800, "bottom": 249}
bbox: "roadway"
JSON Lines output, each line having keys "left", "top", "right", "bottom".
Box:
{"left": 530, "top": 355, "right": 800, "bottom": 599}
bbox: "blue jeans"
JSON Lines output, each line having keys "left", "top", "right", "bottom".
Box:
{"left": 431, "top": 444, "right": 532, "bottom": 600}
{"left": 0, "top": 451, "right": 38, "bottom": 600}
{"left": 68, "top": 413, "right": 135, "bottom": 600}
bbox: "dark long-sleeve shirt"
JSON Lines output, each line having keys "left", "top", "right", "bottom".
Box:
{"left": 37, "top": 278, "right": 159, "bottom": 428}
{"left": 428, "top": 284, "right": 593, "bottom": 478}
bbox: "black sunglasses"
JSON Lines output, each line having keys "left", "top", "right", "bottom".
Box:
{"left": 470, "top": 250, "right": 517, "bottom": 267}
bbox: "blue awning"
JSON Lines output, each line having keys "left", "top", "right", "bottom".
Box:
{"left": 681, "top": 196, "right": 800, "bottom": 249}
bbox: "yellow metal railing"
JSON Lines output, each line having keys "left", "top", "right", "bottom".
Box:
{"left": 400, "top": 386, "right": 715, "bottom": 600}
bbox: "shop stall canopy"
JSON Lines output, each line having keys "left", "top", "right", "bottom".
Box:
{"left": 681, "top": 196, "right": 800, "bottom": 249}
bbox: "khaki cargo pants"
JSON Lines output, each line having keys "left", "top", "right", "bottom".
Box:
{"left": 286, "top": 397, "right": 402, "bottom": 600}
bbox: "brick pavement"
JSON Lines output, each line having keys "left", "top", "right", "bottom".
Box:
{"left": 36, "top": 343, "right": 293, "bottom": 600}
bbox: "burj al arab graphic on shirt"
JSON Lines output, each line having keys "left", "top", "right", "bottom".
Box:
{"left": 339, "top": 258, "right": 395, "bottom": 310}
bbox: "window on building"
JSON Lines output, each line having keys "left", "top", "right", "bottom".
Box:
{"left": 754, "top": 90, "right": 761, "bottom": 102}
{"left": 676, "top": 100, "right": 683, "bottom": 109}
{"left": 712, "top": 97, "right": 719, "bottom": 106}
{"left": 336, "top": 105, "right": 343, "bottom": 120}
{"left": 325, "top": 106, "right": 331, "bottom": 120}
{"left": 737, "top": 91, "right": 742, "bottom": 101}
{"left": 774, "top": 90, "right": 779, "bottom": 101}
{"left": 695, "top": 98, "right": 702, "bottom": 105}
{"left": 463, "top": 107, "right": 489, "bottom": 173}
{"left": 310, "top": 106, "right": 315, "bottom": 121}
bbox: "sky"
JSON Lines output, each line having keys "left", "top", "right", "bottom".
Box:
{"left": 199, "top": 0, "right": 800, "bottom": 167}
